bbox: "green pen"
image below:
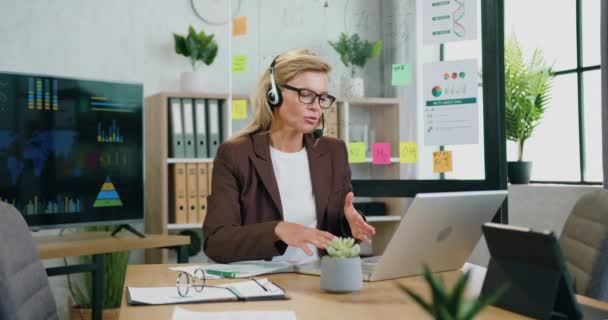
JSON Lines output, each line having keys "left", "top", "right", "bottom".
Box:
{"left": 206, "top": 269, "right": 238, "bottom": 278}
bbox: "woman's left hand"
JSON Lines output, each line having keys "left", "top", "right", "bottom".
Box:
{"left": 344, "top": 192, "right": 376, "bottom": 243}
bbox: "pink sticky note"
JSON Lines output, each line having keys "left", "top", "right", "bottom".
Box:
{"left": 372, "top": 143, "right": 391, "bottom": 165}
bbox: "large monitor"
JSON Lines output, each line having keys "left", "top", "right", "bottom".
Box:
{"left": 0, "top": 72, "right": 143, "bottom": 229}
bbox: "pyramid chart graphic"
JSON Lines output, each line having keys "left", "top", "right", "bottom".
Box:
{"left": 93, "top": 176, "right": 123, "bottom": 208}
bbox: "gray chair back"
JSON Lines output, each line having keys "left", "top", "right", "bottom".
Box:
{"left": 559, "top": 190, "right": 608, "bottom": 301}
{"left": 0, "top": 202, "right": 58, "bottom": 320}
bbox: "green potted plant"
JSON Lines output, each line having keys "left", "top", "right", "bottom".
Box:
{"left": 504, "top": 35, "right": 554, "bottom": 184}
{"left": 328, "top": 33, "right": 383, "bottom": 98}
{"left": 320, "top": 237, "right": 362, "bottom": 293}
{"left": 67, "top": 226, "right": 130, "bottom": 320}
{"left": 173, "top": 25, "right": 218, "bottom": 92}
{"left": 399, "top": 265, "right": 508, "bottom": 319}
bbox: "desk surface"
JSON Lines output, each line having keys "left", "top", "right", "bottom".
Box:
{"left": 119, "top": 263, "right": 608, "bottom": 320}
{"left": 35, "top": 232, "right": 190, "bottom": 259}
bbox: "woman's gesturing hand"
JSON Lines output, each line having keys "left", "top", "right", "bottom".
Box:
{"left": 274, "top": 221, "right": 336, "bottom": 256}
{"left": 344, "top": 192, "right": 376, "bottom": 243}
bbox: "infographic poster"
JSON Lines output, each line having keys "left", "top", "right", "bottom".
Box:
{"left": 423, "top": 0, "right": 477, "bottom": 44}
{"left": 423, "top": 59, "right": 479, "bottom": 146}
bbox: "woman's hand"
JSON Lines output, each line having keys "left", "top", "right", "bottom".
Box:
{"left": 274, "top": 221, "right": 336, "bottom": 256}
{"left": 344, "top": 192, "right": 376, "bottom": 243}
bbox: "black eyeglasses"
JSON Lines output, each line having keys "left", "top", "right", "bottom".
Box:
{"left": 280, "top": 84, "right": 336, "bottom": 109}
{"left": 175, "top": 267, "right": 277, "bottom": 297}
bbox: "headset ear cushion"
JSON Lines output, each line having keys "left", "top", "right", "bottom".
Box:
{"left": 267, "top": 87, "right": 283, "bottom": 107}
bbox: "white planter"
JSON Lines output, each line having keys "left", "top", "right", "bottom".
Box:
{"left": 320, "top": 256, "right": 363, "bottom": 293}
{"left": 180, "top": 71, "right": 206, "bottom": 93}
{"left": 340, "top": 77, "right": 364, "bottom": 99}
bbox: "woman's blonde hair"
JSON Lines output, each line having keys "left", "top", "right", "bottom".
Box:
{"left": 229, "top": 48, "right": 331, "bottom": 143}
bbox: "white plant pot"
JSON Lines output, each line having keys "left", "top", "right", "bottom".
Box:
{"left": 180, "top": 71, "right": 206, "bottom": 93}
{"left": 320, "top": 256, "right": 363, "bottom": 293}
{"left": 340, "top": 77, "right": 364, "bottom": 99}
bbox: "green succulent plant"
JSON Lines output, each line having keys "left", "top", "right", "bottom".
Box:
{"left": 399, "top": 265, "right": 508, "bottom": 320}
{"left": 173, "top": 25, "right": 218, "bottom": 71}
{"left": 328, "top": 33, "right": 383, "bottom": 77}
{"left": 326, "top": 237, "right": 360, "bottom": 258}
{"left": 505, "top": 34, "right": 554, "bottom": 161}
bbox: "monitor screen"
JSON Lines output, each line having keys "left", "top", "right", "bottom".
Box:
{"left": 0, "top": 72, "right": 143, "bottom": 229}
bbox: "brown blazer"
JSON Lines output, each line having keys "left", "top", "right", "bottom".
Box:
{"left": 203, "top": 132, "right": 355, "bottom": 263}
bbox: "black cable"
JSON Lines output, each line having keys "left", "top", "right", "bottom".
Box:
{"left": 190, "top": 0, "right": 243, "bottom": 26}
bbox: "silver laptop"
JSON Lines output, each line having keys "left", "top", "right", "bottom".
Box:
{"left": 297, "top": 190, "right": 508, "bottom": 281}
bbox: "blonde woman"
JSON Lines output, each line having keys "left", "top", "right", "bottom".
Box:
{"left": 203, "top": 49, "right": 375, "bottom": 263}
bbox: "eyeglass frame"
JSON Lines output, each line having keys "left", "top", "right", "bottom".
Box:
{"left": 175, "top": 267, "right": 276, "bottom": 298}
{"left": 280, "top": 84, "right": 336, "bottom": 109}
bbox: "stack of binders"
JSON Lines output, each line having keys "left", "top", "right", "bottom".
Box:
{"left": 168, "top": 98, "right": 223, "bottom": 159}
{"left": 168, "top": 97, "right": 222, "bottom": 224}
{"left": 324, "top": 105, "right": 339, "bottom": 138}
{"left": 169, "top": 162, "right": 211, "bottom": 224}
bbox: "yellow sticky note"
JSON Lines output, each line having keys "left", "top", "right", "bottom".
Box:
{"left": 232, "top": 100, "right": 247, "bottom": 120}
{"left": 348, "top": 142, "right": 366, "bottom": 163}
{"left": 399, "top": 141, "right": 418, "bottom": 163}
{"left": 232, "top": 55, "right": 247, "bottom": 73}
{"left": 433, "top": 151, "right": 453, "bottom": 173}
{"left": 232, "top": 16, "right": 247, "bottom": 36}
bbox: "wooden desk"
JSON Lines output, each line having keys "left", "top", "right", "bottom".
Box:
{"left": 118, "top": 263, "right": 608, "bottom": 320}
{"left": 35, "top": 232, "right": 190, "bottom": 259}
{"left": 35, "top": 232, "right": 190, "bottom": 320}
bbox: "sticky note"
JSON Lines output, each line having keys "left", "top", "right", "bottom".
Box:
{"left": 348, "top": 142, "right": 366, "bottom": 163}
{"left": 399, "top": 141, "right": 418, "bottom": 163}
{"left": 232, "top": 100, "right": 247, "bottom": 120}
{"left": 391, "top": 64, "right": 412, "bottom": 86}
{"left": 433, "top": 150, "right": 453, "bottom": 173}
{"left": 372, "top": 143, "right": 391, "bottom": 165}
{"left": 232, "top": 55, "right": 247, "bottom": 73}
{"left": 232, "top": 16, "right": 247, "bottom": 36}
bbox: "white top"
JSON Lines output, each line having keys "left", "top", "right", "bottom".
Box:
{"left": 269, "top": 145, "right": 318, "bottom": 264}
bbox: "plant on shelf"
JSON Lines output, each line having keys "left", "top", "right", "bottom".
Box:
{"left": 504, "top": 34, "right": 554, "bottom": 184}
{"left": 399, "top": 265, "right": 508, "bottom": 320}
{"left": 320, "top": 237, "right": 363, "bottom": 293}
{"left": 328, "top": 32, "right": 383, "bottom": 98}
{"left": 67, "top": 225, "right": 129, "bottom": 320}
{"left": 172, "top": 25, "right": 218, "bottom": 92}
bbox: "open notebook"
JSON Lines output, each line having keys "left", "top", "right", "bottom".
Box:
{"left": 127, "top": 278, "right": 288, "bottom": 305}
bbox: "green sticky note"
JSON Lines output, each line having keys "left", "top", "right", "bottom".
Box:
{"left": 391, "top": 64, "right": 412, "bottom": 86}
{"left": 232, "top": 99, "right": 247, "bottom": 120}
{"left": 348, "top": 142, "right": 366, "bottom": 163}
{"left": 232, "top": 55, "right": 247, "bottom": 73}
{"left": 399, "top": 141, "right": 418, "bottom": 163}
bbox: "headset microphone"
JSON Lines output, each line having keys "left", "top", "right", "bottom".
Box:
{"left": 313, "top": 113, "right": 325, "bottom": 139}
{"left": 266, "top": 56, "right": 283, "bottom": 108}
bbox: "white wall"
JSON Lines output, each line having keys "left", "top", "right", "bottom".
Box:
{"left": 0, "top": 0, "right": 231, "bottom": 96}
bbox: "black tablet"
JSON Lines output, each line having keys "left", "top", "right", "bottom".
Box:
{"left": 480, "top": 222, "right": 588, "bottom": 320}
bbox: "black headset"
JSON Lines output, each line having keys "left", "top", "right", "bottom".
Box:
{"left": 266, "top": 56, "right": 283, "bottom": 108}
{"left": 267, "top": 55, "right": 324, "bottom": 139}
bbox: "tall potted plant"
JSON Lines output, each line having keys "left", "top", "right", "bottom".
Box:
{"left": 399, "top": 265, "right": 507, "bottom": 320}
{"left": 68, "top": 226, "right": 129, "bottom": 320}
{"left": 328, "top": 33, "right": 383, "bottom": 98}
{"left": 173, "top": 25, "right": 218, "bottom": 93}
{"left": 505, "top": 35, "right": 554, "bottom": 184}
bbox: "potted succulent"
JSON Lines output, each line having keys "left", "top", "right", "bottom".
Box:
{"left": 68, "top": 226, "right": 129, "bottom": 320}
{"left": 504, "top": 35, "right": 554, "bottom": 184}
{"left": 328, "top": 33, "right": 383, "bottom": 98}
{"left": 173, "top": 25, "right": 218, "bottom": 93}
{"left": 399, "top": 265, "right": 507, "bottom": 320}
{"left": 320, "top": 237, "right": 363, "bottom": 293}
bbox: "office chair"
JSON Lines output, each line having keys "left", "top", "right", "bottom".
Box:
{"left": 559, "top": 189, "right": 608, "bottom": 301}
{"left": 0, "top": 202, "right": 58, "bottom": 320}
